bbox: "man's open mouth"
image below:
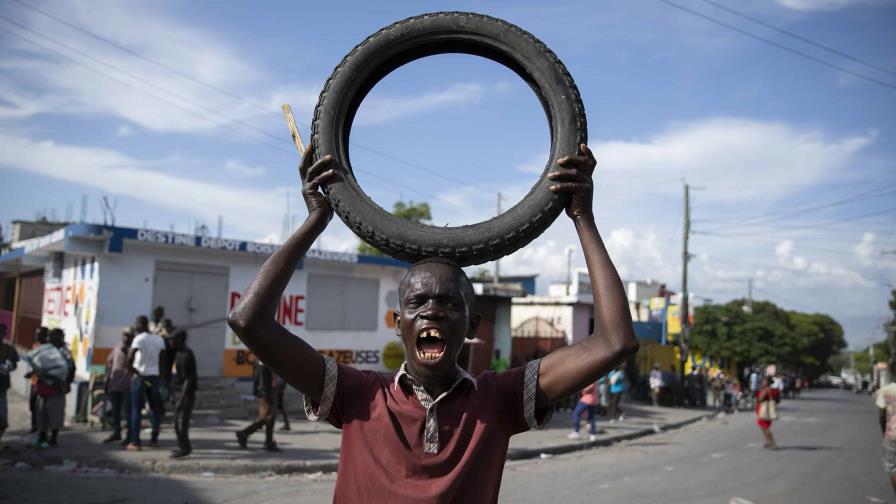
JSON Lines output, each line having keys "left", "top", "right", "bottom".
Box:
{"left": 416, "top": 328, "right": 446, "bottom": 362}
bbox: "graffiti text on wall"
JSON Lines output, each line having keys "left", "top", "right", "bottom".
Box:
{"left": 135, "top": 229, "right": 359, "bottom": 261}
{"left": 228, "top": 291, "right": 305, "bottom": 327}
{"left": 318, "top": 349, "right": 381, "bottom": 366}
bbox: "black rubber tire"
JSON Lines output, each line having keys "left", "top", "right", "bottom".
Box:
{"left": 311, "top": 11, "right": 587, "bottom": 266}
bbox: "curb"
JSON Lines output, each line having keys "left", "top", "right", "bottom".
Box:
{"left": 507, "top": 412, "right": 713, "bottom": 461}
{"left": 148, "top": 458, "right": 340, "bottom": 476}
{"left": 2, "top": 413, "right": 714, "bottom": 477}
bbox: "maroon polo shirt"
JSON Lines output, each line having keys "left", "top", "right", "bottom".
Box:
{"left": 305, "top": 357, "right": 551, "bottom": 503}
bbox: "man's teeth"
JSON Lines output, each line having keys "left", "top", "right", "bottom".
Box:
{"left": 418, "top": 350, "right": 443, "bottom": 361}
{"left": 420, "top": 328, "right": 442, "bottom": 339}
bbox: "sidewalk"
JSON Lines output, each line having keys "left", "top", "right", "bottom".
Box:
{"left": 0, "top": 390, "right": 715, "bottom": 477}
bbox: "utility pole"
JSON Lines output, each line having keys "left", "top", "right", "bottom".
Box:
{"left": 746, "top": 278, "right": 753, "bottom": 314}
{"left": 680, "top": 182, "right": 691, "bottom": 381}
{"left": 494, "top": 192, "right": 503, "bottom": 284}
{"left": 565, "top": 245, "right": 575, "bottom": 295}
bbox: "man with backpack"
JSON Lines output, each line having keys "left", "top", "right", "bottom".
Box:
{"left": 24, "top": 328, "right": 71, "bottom": 449}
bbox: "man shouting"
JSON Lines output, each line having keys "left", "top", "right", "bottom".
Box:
{"left": 228, "top": 144, "right": 638, "bottom": 503}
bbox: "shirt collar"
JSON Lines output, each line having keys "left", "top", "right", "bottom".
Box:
{"left": 393, "top": 361, "right": 478, "bottom": 392}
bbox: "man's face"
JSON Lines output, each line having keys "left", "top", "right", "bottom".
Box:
{"left": 394, "top": 264, "right": 479, "bottom": 381}
{"left": 152, "top": 307, "right": 164, "bottom": 322}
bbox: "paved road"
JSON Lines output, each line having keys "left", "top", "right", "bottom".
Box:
{"left": 1, "top": 389, "right": 889, "bottom": 504}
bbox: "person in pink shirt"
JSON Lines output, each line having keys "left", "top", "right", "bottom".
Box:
{"left": 568, "top": 381, "right": 599, "bottom": 441}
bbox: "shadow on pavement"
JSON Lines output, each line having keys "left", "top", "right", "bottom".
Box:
{"left": 776, "top": 445, "right": 841, "bottom": 451}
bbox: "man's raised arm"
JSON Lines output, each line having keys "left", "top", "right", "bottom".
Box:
{"left": 535, "top": 144, "right": 639, "bottom": 408}
{"left": 227, "top": 145, "right": 338, "bottom": 403}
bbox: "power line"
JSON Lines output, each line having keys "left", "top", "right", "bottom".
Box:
{"left": 695, "top": 229, "right": 878, "bottom": 246}
{"left": 657, "top": 0, "right": 896, "bottom": 91}
{"left": 696, "top": 0, "right": 896, "bottom": 78}
{"left": 693, "top": 177, "right": 896, "bottom": 225}
{"left": 698, "top": 183, "right": 896, "bottom": 232}
{"left": 696, "top": 232, "right": 858, "bottom": 256}
{"left": 7, "top": 0, "right": 489, "bottom": 192}
{"left": 0, "top": 15, "right": 290, "bottom": 148}
{"left": 9, "top": 0, "right": 278, "bottom": 117}
{"left": 0, "top": 18, "right": 463, "bottom": 212}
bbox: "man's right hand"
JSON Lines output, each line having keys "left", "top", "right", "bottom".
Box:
{"left": 299, "top": 144, "right": 340, "bottom": 223}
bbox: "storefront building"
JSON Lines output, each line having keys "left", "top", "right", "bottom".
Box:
{"left": 0, "top": 223, "right": 410, "bottom": 384}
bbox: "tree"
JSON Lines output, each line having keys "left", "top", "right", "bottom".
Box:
{"left": 472, "top": 269, "right": 491, "bottom": 281}
{"left": 357, "top": 200, "right": 432, "bottom": 256}
{"left": 689, "top": 298, "right": 845, "bottom": 380}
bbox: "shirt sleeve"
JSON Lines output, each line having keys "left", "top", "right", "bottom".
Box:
{"left": 496, "top": 358, "right": 553, "bottom": 436}
{"left": 303, "top": 354, "right": 339, "bottom": 425}
{"left": 303, "top": 354, "right": 380, "bottom": 429}
{"left": 878, "top": 389, "right": 887, "bottom": 410}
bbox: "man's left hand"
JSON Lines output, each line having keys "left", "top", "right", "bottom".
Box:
{"left": 549, "top": 143, "right": 596, "bottom": 220}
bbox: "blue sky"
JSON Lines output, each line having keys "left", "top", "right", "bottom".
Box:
{"left": 1, "top": 0, "right": 894, "bottom": 349}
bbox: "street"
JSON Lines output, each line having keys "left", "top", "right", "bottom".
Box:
{"left": 1, "top": 388, "right": 889, "bottom": 504}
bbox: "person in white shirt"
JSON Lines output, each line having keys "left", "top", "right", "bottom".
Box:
{"left": 649, "top": 364, "right": 664, "bottom": 407}
{"left": 126, "top": 315, "right": 166, "bottom": 451}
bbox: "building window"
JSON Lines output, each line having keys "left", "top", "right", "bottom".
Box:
{"left": 306, "top": 274, "right": 379, "bottom": 331}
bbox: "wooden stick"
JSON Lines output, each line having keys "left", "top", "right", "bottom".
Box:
{"left": 281, "top": 104, "right": 306, "bottom": 156}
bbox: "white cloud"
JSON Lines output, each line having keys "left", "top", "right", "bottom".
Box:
{"left": 593, "top": 118, "right": 875, "bottom": 203}
{"left": 776, "top": 0, "right": 887, "bottom": 11}
{"left": 354, "top": 83, "right": 485, "bottom": 126}
{"left": 0, "top": 0, "right": 314, "bottom": 135}
{"left": 853, "top": 232, "right": 876, "bottom": 265}
{"left": 0, "top": 134, "right": 286, "bottom": 237}
{"left": 773, "top": 238, "right": 871, "bottom": 287}
{"left": 513, "top": 118, "right": 875, "bottom": 204}
{"left": 115, "top": 124, "right": 134, "bottom": 137}
{"left": 224, "top": 159, "right": 267, "bottom": 177}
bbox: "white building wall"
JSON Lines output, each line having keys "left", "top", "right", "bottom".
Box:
{"left": 92, "top": 240, "right": 408, "bottom": 377}
{"left": 571, "top": 304, "right": 593, "bottom": 344}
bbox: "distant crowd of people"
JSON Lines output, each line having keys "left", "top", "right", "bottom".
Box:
{"left": 562, "top": 360, "right": 803, "bottom": 449}
{"left": 0, "top": 305, "right": 292, "bottom": 459}
{"left": 102, "top": 305, "right": 292, "bottom": 458}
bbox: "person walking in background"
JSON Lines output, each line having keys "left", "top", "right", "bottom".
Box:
{"left": 609, "top": 366, "right": 625, "bottom": 422}
{"left": 696, "top": 366, "right": 707, "bottom": 408}
{"left": 649, "top": 364, "right": 664, "bottom": 407}
{"left": 756, "top": 376, "right": 780, "bottom": 450}
{"left": 723, "top": 378, "right": 735, "bottom": 413}
{"left": 170, "top": 329, "right": 197, "bottom": 458}
{"left": 877, "top": 362, "right": 896, "bottom": 496}
{"left": 568, "top": 381, "right": 600, "bottom": 441}
{"left": 158, "top": 328, "right": 174, "bottom": 410}
{"left": 103, "top": 326, "right": 134, "bottom": 444}
{"left": 48, "top": 328, "right": 75, "bottom": 447}
{"left": 0, "top": 323, "right": 19, "bottom": 448}
{"left": 148, "top": 306, "right": 165, "bottom": 335}
{"left": 665, "top": 365, "right": 680, "bottom": 406}
{"left": 748, "top": 368, "right": 760, "bottom": 408}
{"left": 276, "top": 378, "right": 291, "bottom": 431}
{"left": 597, "top": 374, "right": 609, "bottom": 416}
{"left": 127, "top": 316, "right": 166, "bottom": 451}
{"left": 236, "top": 359, "right": 280, "bottom": 451}
{"left": 25, "top": 331, "right": 69, "bottom": 449}
{"left": 709, "top": 372, "right": 723, "bottom": 409}
{"left": 28, "top": 327, "right": 49, "bottom": 433}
